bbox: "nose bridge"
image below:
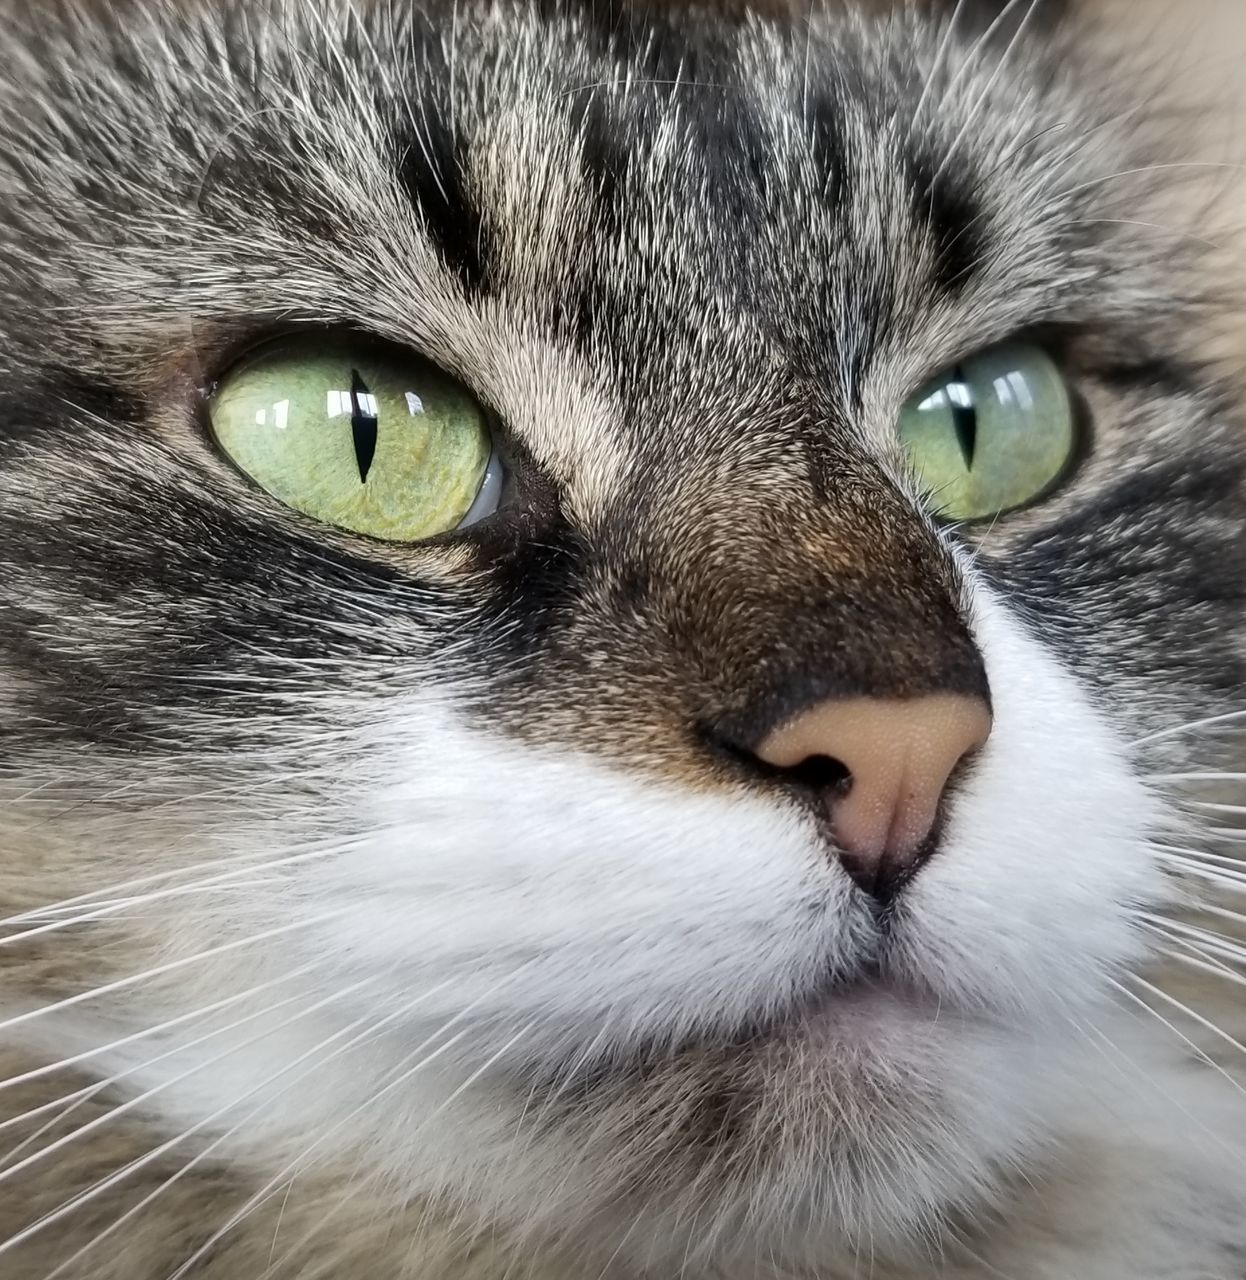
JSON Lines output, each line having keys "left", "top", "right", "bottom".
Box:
{"left": 651, "top": 469, "right": 987, "bottom": 742}
{"left": 620, "top": 459, "right": 995, "bottom": 901}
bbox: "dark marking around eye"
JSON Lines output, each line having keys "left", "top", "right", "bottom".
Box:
{"left": 949, "top": 368, "right": 977, "bottom": 469}
{"left": 349, "top": 369, "right": 378, "bottom": 484}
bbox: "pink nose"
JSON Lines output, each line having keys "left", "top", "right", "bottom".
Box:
{"left": 755, "top": 694, "right": 992, "bottom": 897}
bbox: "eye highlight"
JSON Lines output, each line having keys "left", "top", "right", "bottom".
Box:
{"left": 897, "top": 343, "right": 1078, "bottom": 521}
{"left": 208, "top": 338, "right": 502, "bottom": 542}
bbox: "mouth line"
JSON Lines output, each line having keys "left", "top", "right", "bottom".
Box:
{"left": 526, "top": 962, "right": 945, "bottom": 1097}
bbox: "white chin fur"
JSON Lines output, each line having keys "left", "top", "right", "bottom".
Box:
{"left": 53, "top": 581, "right": 1176, "bottom": 1265}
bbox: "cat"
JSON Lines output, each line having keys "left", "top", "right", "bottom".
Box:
{"left": 0, "top": 0, "right": 1244, "bottom": 1276}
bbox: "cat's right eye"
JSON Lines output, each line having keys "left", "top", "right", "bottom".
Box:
{"left": 897, "top": 343, "right": 1078, "bottom": 522}
{"left": 208, "top": 337, "right": 504, "bottom": 542}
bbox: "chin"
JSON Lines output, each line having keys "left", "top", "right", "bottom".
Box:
{"left": 441, "top": 978, "right": 1080, "bottom": 1277}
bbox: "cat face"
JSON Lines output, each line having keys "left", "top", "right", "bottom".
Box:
{"left": 0, "top": 0, "right": 1242, "bottom": 1272}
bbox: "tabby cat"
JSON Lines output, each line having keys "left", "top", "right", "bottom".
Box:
{"left": 1, "top": 0, "right": 1244, "bottom": 1276}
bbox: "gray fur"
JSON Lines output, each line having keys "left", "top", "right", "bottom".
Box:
{"left": 0, "top": 1, "right": 1243, "bottom": 1277}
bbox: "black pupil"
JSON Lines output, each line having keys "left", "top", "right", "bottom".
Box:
{"left": 948, "top": 366, "right": 977, "bottom": 469}
{"left": 350, "top": 368, "right": 379, "bottom": 483}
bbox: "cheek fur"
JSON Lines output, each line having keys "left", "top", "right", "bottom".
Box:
{"left": 273, "top": 576, "right": 1163, "bottom": 1065}
{"left": 289, "top": 709, "right": 860, "bottom": 1052}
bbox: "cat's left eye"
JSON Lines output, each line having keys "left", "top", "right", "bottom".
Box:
{"left": 208, "top": 337, "right": 504, "bottom": 542}
{"left": 897, "top": 343, "right": 1078, "bottom": 521}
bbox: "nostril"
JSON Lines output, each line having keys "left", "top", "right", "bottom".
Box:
{"left": 701, "top": 728, "right": 854, "bottom": 798}
{"left": 783, "top": 753, "right": 852, "bottom": 796}
{"left": 740, "top": 692, "right": 991, "bottom": 901}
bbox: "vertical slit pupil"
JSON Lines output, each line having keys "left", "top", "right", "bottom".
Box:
{"left": 948, "top": 366, "right": 977, "bottom": 469}
{"left": 350, "top": 368, "right": 379, "bottom": 483}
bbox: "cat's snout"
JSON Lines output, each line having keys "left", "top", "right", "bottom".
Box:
{"left": 755, "top": 694, "right": 992, "bottom": 902}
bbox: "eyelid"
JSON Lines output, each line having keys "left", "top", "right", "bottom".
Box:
{"left": 458, "top": 443, "right": 506, "bottom": 528}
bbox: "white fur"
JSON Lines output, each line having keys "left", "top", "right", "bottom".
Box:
{"left": 30, "top": 576, "right": 1212, "bottom": 1276}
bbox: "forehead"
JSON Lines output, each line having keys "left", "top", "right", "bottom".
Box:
{"left": 0, "top": 0, "right": 1144, "bottom": 578}
{"left": 291, "top": 1, "right": 1101, "bottom": 519}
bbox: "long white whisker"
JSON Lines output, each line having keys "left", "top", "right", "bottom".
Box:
{"left": 1156, "top": 850, "right": 1246, "bottom": 880}
{"left": 1066, "top": 217, "right": 1223, "bottom": 251}
{"left": 0, "top": 970, "right": 388, "bottom": 1188}
{"left": 1150, "top": 773, "right": 1246, "bottom": 784}
{"left": 0, "top": 878, "right": 291, "bottom": 948}
{"left": 0, "top": 962, "right": 320, "bottom": 1096}
{"left": 1145, "top": 917, "right": 1246, "bottom": 965}
{"left": 1119, "top": 973, "right": 1246, "bottom": 1078}
{"left": 0, "top": 961, "right": 331, "bottom": 1171}
{"left": 1208, "top": 828, "right": 1246, "bottom": 844}
{"left": 1069, "top": 1010, "right": 1246, "bottom": 1173}
{"left": 926, "top": 0, "right": 1044, "bottom": 191}
{"left": 0, "top": 835, "right": 364, "bottom": 933}
{"left": 0, "top": 969, "right": 333, "bottom": 1175}
{"left": 1132, "top": 709, "right": 1246, "bottom": 746}
{"left": 1154, "top": 853, "right": 1246, "bottom": 893}
{"left": 0, "top": 910, "right": 346, "bottom": 1039}
{"left": 1059, "top": 161, "right": 1246, "bottom": 199}
{"left": 1107, "top": 976, "right": 1246, "bottom": 1103}
{"left": 1153, "top": 940, "right": 1246, "bottom": 991}
{"left": 1184, "top": 901, "right": 1246, "bottom": 931}
{"left": 1151, "top": 844, "right": 1246, "bottom": 873}
{"left": 6, "top": 969, "right": 475, "bottom": 1273}
{"left": 171, "top": 1019, "right": 534, "bottom": 1280}
{"left": 906, "top": 0, "right": 970, "bottom": 132}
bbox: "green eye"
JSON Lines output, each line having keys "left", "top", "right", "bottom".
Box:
{"left": 897, "top": 344, "right": 1078, "bottom": 521}
{"left": 209, "top": 338, "right": 500, "bottom": 542}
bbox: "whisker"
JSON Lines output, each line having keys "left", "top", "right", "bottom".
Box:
{"left": 553, "top": 77, "right": 729, "bottom": 100}
{"left": 925, "top": 0, "right": 1045, "bottom": 191}
{"left": 1132, "top": 709, "right": 1246, "bottom": 747}
{"left": 1120, "top": 972, "right": 1246, "bottom": 1072}
{"left": 1151, "top": 845, "right": 1246, "bottom": 872}
{"left": 1155, "top": 851, "right": 1246, "bottom": 880}
{"left": 1145, "top": 916, "right": 1246, "bottom": 963}
{"left": 1069, "top": 1010, "right": 1246, "bottom": 1174}
{"left": 0, "top": 880, "right": 285, "bottom": 948}
{"left": 15, "top": 881, "right": 282, "bottom": 920}
{"left": 0, "top": 967, "right": 331, "bottom": 1173}
{"left": 0, "top": 910, "right": 347, "bottom": 1038}
{"left": 906, "top": 0, "right": 971, "bottom": 134}
{"left": 177, "top": 1019, "right": 534, "bottom": 1280}
{"left": 0, "top": 970, "right": 387, "bottom": 1188}
{"left": 1149, "top": 773, "right": 1246, "bottom": 784}
{"left": 1101, "top": 977, "right": 1219, "bottom": 1090}
{"left": 1153, "top": 848, "right": 1246, "bottom": 886}
{"left": 924, "top": 0, "right": 1019, "bottom": 140}
{"left": 0, "top": 834, "right": 363, "bottom": 934}
{"left": 0, "top": 958, "right": 327, "bottom": 1101}
{"left": 1156, "top": 857, "right": 1246, "bottom": 895}
{"left": 0, "top": 997, "right": 316, "bottom": 1176}
{"left": 1059, "top": 161, "right": 1246, "bottom": 199}
{"left": 1153, "top": 941, "right": 1246, "bottom": 991}
{"left": 1187, "top": 901, "right": 1246, "bottom": 932}
{"left": 3, "top": 971, "right": 472, "bottom": 1273}
{"left": 1066, "top": 217, "right": 1223, "bottom": 250}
